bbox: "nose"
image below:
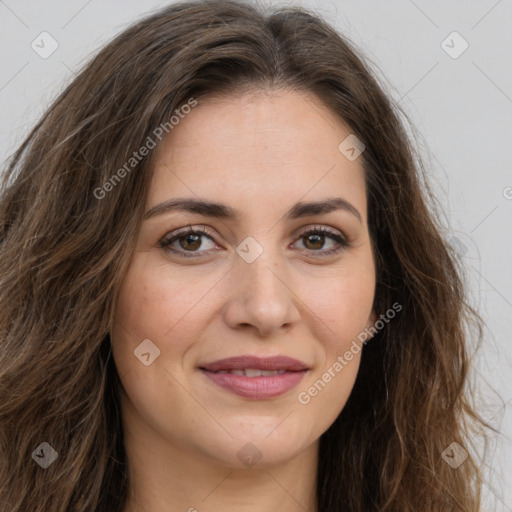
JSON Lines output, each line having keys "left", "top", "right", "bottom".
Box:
{"left": 222, "top": 244, "right": 301, "bottom": 338}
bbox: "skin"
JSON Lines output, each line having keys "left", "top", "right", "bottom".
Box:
{"left": 111, "top": 88, "right": 377, "bottom": 512}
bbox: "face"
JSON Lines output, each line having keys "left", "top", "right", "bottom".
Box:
{"left": 111, "top": 89, "right": 377, "bottom": 470}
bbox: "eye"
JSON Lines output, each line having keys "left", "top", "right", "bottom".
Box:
{"left": 159, "top": 224, "right": 349, "bottom": 259}
{"left": 159, "top": 225, "right": 218, "bottom": 258}
{"left": 292, "top": 225, "right": 349, "bottom": 256}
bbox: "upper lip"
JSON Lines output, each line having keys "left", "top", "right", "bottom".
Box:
{"left": 199, "top": 355, "right": 309, "bottom": 372}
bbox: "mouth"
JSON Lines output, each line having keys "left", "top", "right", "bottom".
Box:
{"left": 204, "top": 368, "right": 288, "bottom": 376}
{"left": 198, "top": 355, "right": 309, "bottom": 399}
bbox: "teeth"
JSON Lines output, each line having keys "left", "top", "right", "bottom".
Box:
{"left": 261, "top": 370, "right": 285, "bottom": 376}
{"left": 245, "top": 368, "right": 263, "bottom": 377}
{"left": 216, "top": 368, "right": 287, "bottom": 377}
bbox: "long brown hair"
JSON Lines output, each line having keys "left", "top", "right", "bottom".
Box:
{"left": 0, "top": 0, "right": 492, "bottom": 510}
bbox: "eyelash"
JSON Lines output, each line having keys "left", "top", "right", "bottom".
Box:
{"left": 159, "top": 225, "right": 350, "bottom": 259}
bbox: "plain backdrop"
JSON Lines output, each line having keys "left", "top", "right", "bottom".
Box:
{"left": 0, "top": 0, "right": 511, "bottom": 509}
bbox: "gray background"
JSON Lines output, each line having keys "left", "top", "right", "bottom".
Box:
{"left": 1, "top": 0, "right": 510, "bottom": 508}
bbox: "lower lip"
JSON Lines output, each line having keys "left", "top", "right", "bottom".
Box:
{"left": 200, "top": 369, "right": 307, "bottom": 399}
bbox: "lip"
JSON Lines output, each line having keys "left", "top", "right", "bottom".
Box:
{"left": 199, "top": 355, "right": 309, "bottom": 399}
{"left": 199, "top": 355, "right": 309, "bottom": 372}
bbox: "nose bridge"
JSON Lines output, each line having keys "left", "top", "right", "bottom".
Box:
{"left": 223, "top": 234, "right": 300, "bottom": 336}
{"left": 239, "top": 235, "right": 287, "bottom": 302}
{"left": 242, "top": 242, "right": 282, "bottom": 293}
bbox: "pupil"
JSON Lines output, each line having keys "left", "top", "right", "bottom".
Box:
{"left": 306, "top": 234, "right": 323, "bottom": 250}
{"left": 182, "top": 234, "right": 201, "bottom": 250}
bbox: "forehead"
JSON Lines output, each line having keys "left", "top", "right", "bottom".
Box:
{"left": 148, "top": 89, "right": 368, "bottom": 222}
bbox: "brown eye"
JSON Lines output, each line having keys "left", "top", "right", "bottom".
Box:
{"left": 302, "top": 233, "right": 325, "bottom": 250}
{"left": 178, "top": 233, "right": 202, "bottom": 251}
{"left": 159, "top": 225, "right": 349, "bottom": 260}
{"left": 159, "top": 226, "right": 217, "bottom": 258}
{"left": 293, "top": 226, "right": 349, "bottom": 255}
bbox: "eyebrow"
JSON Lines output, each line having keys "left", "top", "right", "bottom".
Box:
{"left": 144, "top": 196, "right": 362, "bottom": 224}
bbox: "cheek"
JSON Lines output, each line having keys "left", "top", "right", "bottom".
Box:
{"left": 110, "top": 260, "right": 200, "bottom": 422}
{"left": 310, "top": 263, "right": 374, "bottom": 412}
{"left": 113, "top": 255, "right": 193, "bottom": 339}
{"left": 296, "top": 269, "right": 372, "bottom": 422}
{"left": 111, "top": 255, "right": 213, "bottom": 376}
{"left": 111, "top": 260, "right": 171, "bottom": 376}
{"left": 113, "top": 271, "right": 162, "bottom": 342}
{"left": 306, "top": 263, "right": 375, "bottom": 349}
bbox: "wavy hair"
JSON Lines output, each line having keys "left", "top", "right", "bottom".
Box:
{"left": 0, "top": 0, "right": 491, "bottom": 510}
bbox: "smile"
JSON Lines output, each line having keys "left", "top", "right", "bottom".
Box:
{"left": 199, "top": 354, "right": 310, "bottom": 399}
{"left": 209, "top": 368, "right": 287, "bottom": 376}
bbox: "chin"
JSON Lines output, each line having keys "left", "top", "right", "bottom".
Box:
{"left": 195, "top": 425, "right": 315, "bottom": 470}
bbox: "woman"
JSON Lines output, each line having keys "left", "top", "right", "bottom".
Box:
{"left": 0, "top": 0, "right": 491, "bottom": 510}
